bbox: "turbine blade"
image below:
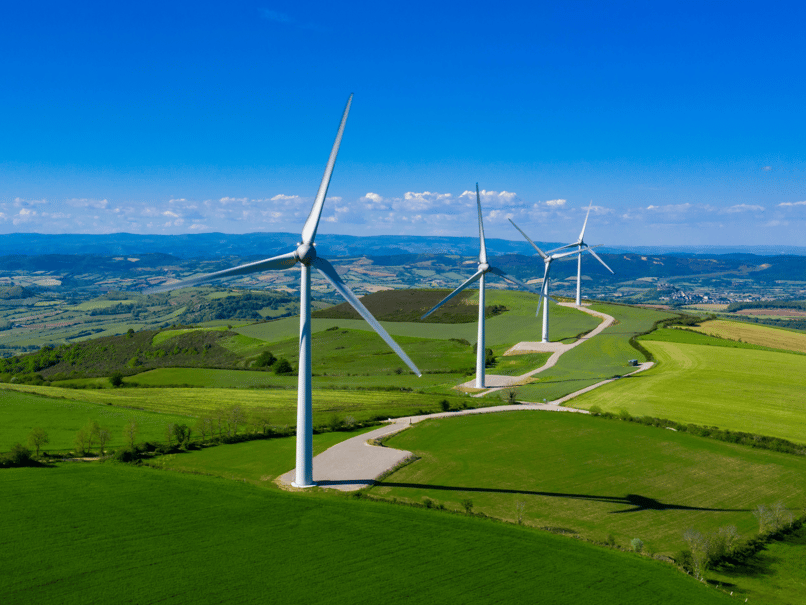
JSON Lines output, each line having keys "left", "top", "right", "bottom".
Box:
{"left": 551, "top": 248, "right": 583, "bottom": 261}
{"left": 487, "top": 266, "right": 534, "bottom": 294}
{"left": 145, "top": 251, "right": 298, "bottom": 294}
{"left": 578, "top": 200, "right": 593, "bottom": 242}
{"left": 420, "top": 269, "right": 485, "bottom": 319}
{"left": 301, "top": 94, "right": 353, "bottom": 245}
{"left": 508, "top": 219, "right": 547, "bottom": 258}
{"left": 545, "top": 242, "right": 577, "bottom": 255}
{"left": 585, "top": 246, "right": 614, "bottom": 274}
{"left": 313, "top": 256, "right": 422, "bottom": 377}
{"left": 476, "top": 184, "right": 487, "bottom": 265}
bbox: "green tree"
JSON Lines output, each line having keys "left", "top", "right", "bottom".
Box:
{"left": 27, "top": 427, "right": 49, "bottom": 457}
{"left": 123, "top": 419, "right": 138, "bottom": 451}
{"left": 109, "top": 372, "right": 124, "bottom": 387}
{"left": 254, "top": 350, "right": 276, "bottom": 368}
{"left": 97, "top": 427, "right": 112, "bottom": 455}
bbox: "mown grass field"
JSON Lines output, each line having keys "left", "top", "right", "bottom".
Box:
{"left": 0, "top": 389, "right": 191, "bottom": 454}
{"left": 371, "top": 412, "right": 806, "bottom": 556}
{"left": 0, "top": 383, "right": 472, "bottom": 427}
{"left": 0, "top": 463, "right": 732, "bottom": 604}
{"left": 149, "top": 427, "right": 378, "bottom": 483}
{"left": 691, "top": 319, "right": 806, "bottom": 354}
{"left": 512, "top": 303, "right": 675, "bottom": 403}
{"left": 568, "top": 336, "right": 806, "bottom": 444}
{"left": 237, "top": 290, "right": 599, "bottom": 349}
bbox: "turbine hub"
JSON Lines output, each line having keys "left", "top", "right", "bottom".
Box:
{"left": 479, "top": 262, "right": 490, "bottom": 273}
{"left": 295, "top": 242, "right": 317, "bottom": 265}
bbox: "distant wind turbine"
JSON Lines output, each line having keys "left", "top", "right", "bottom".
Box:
{"left": 146, "top": 95, "right": 421, "bottom": 488}
{"left": 508, "top": 219, "right": 581, "bottom": 343}
{"left": 546, "top": 201, "right": 614, "bottom": 306}
{"left": 421, "top": 185, "right": 549, "bottom": 388}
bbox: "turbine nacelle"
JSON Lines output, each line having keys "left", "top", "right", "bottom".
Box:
{"left": 478, "top": 262, "right": 490, "bottom": 273}
{"left": 295, "top": 242, "right": 316, "bottom": 265}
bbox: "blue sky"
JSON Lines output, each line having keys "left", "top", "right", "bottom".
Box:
{"left": 2, "top": 0, "right": 804, "bottom": 246}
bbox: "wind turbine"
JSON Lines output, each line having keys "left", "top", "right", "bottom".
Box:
{"left": 147, "top": 94, "right": 421, "bottom": 488}
{"left": 546, "top": 201, "right": 614, "bottom": 306}
{"left": 421, "top": 184, "right": 548, "bottom": 388}
{"left": 508, "top": 219, "right": 580, "bottom": 343}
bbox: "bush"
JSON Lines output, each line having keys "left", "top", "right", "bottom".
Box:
{"left": 461, "top": 499, "right": 474, "bottom": 513}
{"left": 630, "top": 538, "right": 644, "bottom": 553}
{"left": 254, "top": 350, "right": 276, "bottom": 368}
{"left": 109, "top": 372, "right": 124, "bottom": 387}
{"left": 439, "top": 399, "right": 451, "bottom": 412}
{"left": 274, "top": 358, "right": 293, "bottom": 375}
{"left": 7, "top": 443, "right": 33, "bottom": 466}
{"left": 589, "top": 405, "right": 602, "bottom": 416}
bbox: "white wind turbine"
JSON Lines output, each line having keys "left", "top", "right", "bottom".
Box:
{"left": 508, "top": 219, "right": 581, "bottom": 343}
{"left": 147, "top": 94, "right": 421, "bottom": 488}
{"left": 421, "top": 184, "right": 549, "bottom": 388}
{"left": 547, "top": 201, "right": 614, "bottom": 306}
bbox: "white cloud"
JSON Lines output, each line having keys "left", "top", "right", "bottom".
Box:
{"left": 762, "top": 166, "right": 772, "bottom": 171}
{"left": 14, "top": 197, "right": 47, "bottom": 207}
{"left": 67, "top": 198, "right": 109, "bottom": 209}
{"left": 778, "top": 201, "right": 806, "bottom": 207}
{"left": 724, "top": 204, "right": 764, "bottom": 213}
{"left": 220, "top": 196, "right": 248, "bottom": 204}
{"left": 189, "top": 223, "right": 208, "bottom": 231}
{"left": 163, "top": 210, "right": 180, "bottom": 218}
{"left": 646, "top": 203, "right": 692, "bottom": 213}
{"left": 546, "top": 199, "right": 567, "bottom": 207}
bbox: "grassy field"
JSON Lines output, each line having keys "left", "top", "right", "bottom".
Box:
{"left": 690, "top": 319, "right": 806, "bottom": 354}
{"left": 237, "top": 290, "right": 600, "bottom": 348}
{"left": 149, "top": 426, "right": 378, "bottom": 483}
{"left": 371, "top": 412, "right": 806, "bottom": 556}
{"left": 512, "top": 303, "right": 675, "bottom": 403}
{"left": 0, "top": 463, "right": 733, "bottom": 604}
{"left": 568, "top": 337, "right": 806, "bottom": 444}
{"left": 707, "top": 524, "right": 806, "bottom": 604}
{"left": 0, "top": 389, "right": 192, "bottom": 454}
{"left": 0, "top": 383, "right": 474, "bottom": 427}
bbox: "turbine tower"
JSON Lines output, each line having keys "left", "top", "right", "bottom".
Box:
{"left": 421, "top": 185, "right": 547, "bottom": 388}
{"left": 546, "top": 201, "right": 614, "bottom": 306}
{"left": 147, "top": 95, "right": 421, "bottom": 488}
{"left": 508, "top": 219, "right": 579, "bottom": 343}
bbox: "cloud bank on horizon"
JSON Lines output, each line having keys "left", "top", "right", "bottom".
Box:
{"left": 5, "top": 191, "right": 805, "bottom": 246}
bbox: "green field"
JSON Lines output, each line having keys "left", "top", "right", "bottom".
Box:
{"left": 708, "top": 524, "right": 806, "bottom": 604}
{"left": 512, "top": 303, "right": 675, "bottom": 403}
{"left": 149, "top": 426, "right": 379, "bottom": 483}
{"left": 371, "top": 412, "right": 806, "bottom": 556}
{"left": 0, "top": 389, "right": 192, "bottom": 454}
{"left": 0, "top": 463, "right": 732, "bottom": 604}
{"left": 568, "top": 337, "right": 806, "bottom": 444}
{"left": 237, "top": 290, "right": 600, "bottom": 349}
{"left": 0, "top": 383, "right": 473, "bottom": 427}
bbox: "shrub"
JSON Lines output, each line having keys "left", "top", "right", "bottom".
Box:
{"left": 461, "top": 499, "right": 474, "bottom": 513}
{"left": 109, "top": 372, "right": 124, "bottom": 387}
{"left": 630, "top": 538, "right": 644, "bottom": 553}
{"left": 589, "top": 405, "right": 602, "bottom": 416}
{"left": 254, "top": 350, "right": 276, "bottom": 368}
{"left": 274, "top": 358, "right": 293, "bottom": 375}
{"left": 439, "top": 399, "right": 451, "bottom": 412}
{"left": 8, "top": 443, "right": 33, "bottom": 465}
{"left": 423, "top": 497, "right": 435, "bottom": 509}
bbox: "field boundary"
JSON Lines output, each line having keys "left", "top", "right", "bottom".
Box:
{"left": 464, "top": 303, "right": 615, "bottom": 394}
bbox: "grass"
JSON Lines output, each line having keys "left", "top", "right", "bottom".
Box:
{"left": 237, "top": 290, "right": 599, "bottom": 348}
{"left": 707, "top": 524, "right": 806, "bottom": 604}
{"left": 0, "top": 463, "right": 733, "bottom": 604}
{"left": 151, "top": 326, "right": 228, "bottom": 346}
{"left": 0, "top": 389, "right": 193, "bottom": 454}
{"left": 569, "top": 338, "right": 806, "bottom": 444}
{"left": 0, "top": 383, "right": 473, "bottom": 427}
{"left": 640, "top": 327, "right": 793, "bottom": 353}
{"left": 148, "top": 426, "right": 379, "bottom": 483}
{"left": 371, "top": 412, "right": 806, "bottom": 556}
{"left": 691, "top": 319, "right": 806, "bottom": 354}
{"left": 512, "top": 303, "right": 676, "bottom": 403}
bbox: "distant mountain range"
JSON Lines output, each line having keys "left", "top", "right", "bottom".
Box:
{"left": 2, "top": 232, "right": 805, "bottom": 258}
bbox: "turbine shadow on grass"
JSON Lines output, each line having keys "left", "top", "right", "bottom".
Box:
{"left": 377, "top": 482, "right": 750, "bottom": 514}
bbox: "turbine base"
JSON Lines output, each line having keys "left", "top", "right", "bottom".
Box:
{"left": 291, "top": 481, "right": 318, "bottom": 489}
